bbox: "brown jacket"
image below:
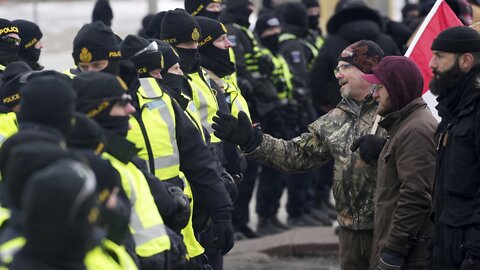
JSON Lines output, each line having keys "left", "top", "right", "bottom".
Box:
{"left": 370, "top": 98, "right": 437, "bottom": 269}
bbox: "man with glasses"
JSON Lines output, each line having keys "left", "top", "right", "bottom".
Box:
{"left": 0, "top": 19, "right": 22, "bottom": 85}
{"left": 212, "top": 40, "right": 386, "bottom": 270}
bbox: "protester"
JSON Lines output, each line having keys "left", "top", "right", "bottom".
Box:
{"left": 353, "top": 56, "right": 437, "bottom": 269}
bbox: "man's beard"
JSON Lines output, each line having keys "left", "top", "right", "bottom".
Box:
{"left": 429, "top": 61, "right": 467, "bottom": 97}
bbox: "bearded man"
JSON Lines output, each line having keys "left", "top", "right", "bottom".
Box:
{"left": 429, "top": 26, "right": 480, "bottom": 270}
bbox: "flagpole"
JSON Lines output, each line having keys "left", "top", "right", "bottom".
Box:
{"left": 405, "top": 0, "right": 444, "bottom": 57}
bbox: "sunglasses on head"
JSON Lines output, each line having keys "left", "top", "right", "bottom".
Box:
{"left": 1, "top": 35, "right": 21, "bottom": 46}
{"left": 130, "top": 41, "right": 158, "bottom": 59}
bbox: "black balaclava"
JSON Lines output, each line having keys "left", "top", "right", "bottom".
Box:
{"left": 281, "top": 3, "right": 309, "bottom": 37}
{"left": 120, "top": 34, "right": 163, "bottom": 78}
{"left": 0, "top": 19, "right": 20, "bottom": 64}
{"left": 21, "top": 159, "right": 97, "bottom": 268}
{"left": 196, "top": 17, "right": 235, "bottom": 78}
{"left": 72, "top": 21, "right": 121, "bottom": 75}
{"left": 67, "top": 113, "right": 131, "bottom": 244}
{"left": 12, "top": 20, "right": 43, "bottom": 70}
{"left": 138, "top": 14, "right": 154, "bottom": 38}
{"left": 301, "top": 0, "right": 320, "bottom": 30}
{"left": 161, "top": 9, "right": 202, "bottom": 73}
{"left": 226, "top": 0, "right": 252, "bottom": 28}
{"left": 73, "top": 72, "right": 130, "bottom": 137}
{"left": 185, "top": 0, "right": 222, "bottom": 20}
{"left": 156, "top": 41, "right": 186, "bottom": 91}
{"left": 17, "top": 72, "right": 77, "bottom": 137}
{"left": 0, "top": 61, "right": 32, "bottom": 110}
{"left": 255, "top": 14, "right": 281, "bottom": 53}
{"left": 92, "top": 0, "right": 113, "bottom": 27}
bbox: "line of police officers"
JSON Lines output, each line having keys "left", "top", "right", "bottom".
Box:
{"left": 0, "top": 0, "right": 328, "bottom": 269}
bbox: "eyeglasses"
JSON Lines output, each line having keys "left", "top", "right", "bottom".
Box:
{"left": 334, "top": 64, "right": 353, "bottom": 76}
{"left": 130, "top": 41, "right": 158, "bottom": 59}
{"left": 1, "top": 35, "right": 21, "bottom": 46}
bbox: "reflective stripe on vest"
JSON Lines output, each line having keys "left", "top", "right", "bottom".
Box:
{"left": 85, "top": 239, "right": 138, "bottom": 270}
{"left": 0, "top": 65, "right": 5, "bottom": 72}
{"left": 188, "top": 70, "right": 220, "bottom": 143}
{"left": 222, "top": 77, "right": 251, "bottom": 119}
{"left": 103, "top": 153, "right": 170, "bottom": 257}
{"left": 0, "top": 236, "right": 25, "bottom": 264}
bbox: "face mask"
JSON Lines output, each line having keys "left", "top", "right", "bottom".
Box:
{"left": 233, "top": 6, "right": 252, "bottom": 28}
{"left": 175, "top": 47, "right": 200, "bottom": 74}
{"left": 199, "top": 10, "right": 220, "bottom": 20}
{"left": 19, "top": 48, "right": 41, "bottom": 63}
{"left": 260, "top": 34, "right": 280, "bottom": 54}
{"left": 308, "top": 15, "right": 319, "bottom": 30}
{"left": 200, "top": 45, "right": 236, "bottom": 78}
{"left": 101, "top": 60, "right": 120, "bottom": 76}
{"left": 162, "top": 73, "right": 185, "bottom": 91}
{"left": 99, "top": 115, "right": 130, "bottom": 137}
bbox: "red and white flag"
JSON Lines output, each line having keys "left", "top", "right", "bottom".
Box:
{"left": 404, "top": 0, "right": 463, "bottom": 121}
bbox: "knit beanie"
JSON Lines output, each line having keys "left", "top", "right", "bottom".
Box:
{"left": 362, "top": 56, "right": 423, "bottom": 111}
{"left": 431, "top": 25, "right": 480, "bottom": 53}
{"left": 156, "top": 40, "right": 181, "bottom": 73}
{"left": 226, "top": 0, "right": 249, "bottom": 11}
{"left": 67, "top": 113, "right": 106, "bottom": 153}
{"left": 0, "top": 19, "right": 20, "bottom": 53}
{"left": 146, "top": 11, "right": 167, "bottom": 39}
{"left": 0, "top": 61, "right": 32, "bottom": 109}
{"left": 338, "top": 40, "right": 384, "bottom": 74}
{"left": 17, "top": 72, "right": 76, "bottom": 136}
{"left": 121, "top": 35, "right": 163, "bottom": 77}
{"left": 255, "top": 14, "right": 280, "bottom": 36}
{"left": 72, "top": 21, "right": 121, "bottom": 64}
{"left": 160, "top": 9, "right": 201, "bottom": 46}
{"left": 92, "top": 0, "right": 113, "bottom": 27}
{"left": 195, "top": 16, "right": 227, "bottom": 48}
{"left": 302, "top": 0, "right": 319, "bottom": 8}
{"left": 282, "top": 3, "right": 309, "bottom": 29}
{"left": 185, "top": 0, "right": 221, "bottom": 16}
{"left": 12, "top": 20, "right": 42, "bottom": 51}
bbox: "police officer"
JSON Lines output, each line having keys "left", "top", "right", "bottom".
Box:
{"left": 0, "top": 19, "right": 21, "bottom": 83}
{"left": 68, "top": 21, "right": 122, "bottom": 76}
{"left": 12, "top": 20, "right": 44, "bottom": 71}
{"left": 185, "top": 0, "right": 222, "bottom": 20}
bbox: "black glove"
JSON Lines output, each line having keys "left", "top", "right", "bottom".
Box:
{"left": 378, "top": 249, "right": 405, "bottom": 270}
{"left": 212, "top": 110, "right": 262, "bottom": 152}
{"left": 211, "top": 212, "right": 234, "bottom": 255}
{"left": 258, "top": 55, "right": 275, "bottom": 77}
{"left": 351, "top": 134, "right": 387, "bottom": 164}
{"left": 165, "top": 186, "right": 191, "bottom": 232}
{"left": 461, "top": 252, "right": 480, "bottom": 270}
{"left": 221, "top": 171, "right": 239, "bottom": 202}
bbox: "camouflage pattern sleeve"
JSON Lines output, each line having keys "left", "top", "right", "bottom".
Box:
{"left": 246, "top": 119, "right": 333, "bottom": 172}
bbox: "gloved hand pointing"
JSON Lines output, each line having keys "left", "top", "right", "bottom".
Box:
{"left": 212, "top": 110, "right": 262, "bottom": 152}
{"left": 351, "top": 134, "right": 386, "bottom": 164}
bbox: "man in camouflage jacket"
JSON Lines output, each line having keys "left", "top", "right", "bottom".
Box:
{"left": 212, "top": 40, "right": 386, "bottom": 270}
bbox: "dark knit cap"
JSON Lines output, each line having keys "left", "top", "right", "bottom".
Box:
{"left": 0, "top": 61, "right": 32, "bottom": 108}
{"left": 12, "top": 20, "right": 42, "bottom": 50}
{"left": 92, "top": 0, "right": 113, "bottom": 27}
{"left": 121, "top": 35, "right": 163, "bottom": 76}
{"left": 72, "top": 21, "right": 121, "bottom": 64}
{"left": 185, "top": 0, "right": 221, "bottom": 16}
{"left": 160, "top": 9, "right": 201, "bottom": 46}
{"left": 338, "top": 40, "right": 384, "bottom": 74}
{"left": 67, "top": 113, "right": 106, "bottom": 153}
{"left": 146, "top": 11, "right": 167, "bottom": 39}
{"left": 362, "top": 56, "right": 423, "bottom": 111}
{"left": 302, "top": 0, "right": 319, "bottom": 8}
{"left": 155, "top": 40, "right": 181, "bottom": 73}
{"left": 282, "top": 3, "right": 308, "bottom": 29}
{"left": 226, "top": 0, "right": 250, "bottom": 11}
{"left": 195, "top": 16, "right": 227, "bottom": 48}
{"left": 73, "top": 71, "right": 128, "bottom": 117}
{"left": 402, "top": 3, "right": 419, "bottom": 18}
{"left": 0, "top": 19, "right": 19, "bottom": 38}
{"left": 255, "top": 14, "right": 280, "bottom": 36}
{"left": 22, "top": 159, "right": 97, "bottom": 228}
{"left": 4, "top": 142, "right": 74, "bottom": 209}
{"left": 431, "top": 26, "right": 480, "bottom": 53}
{"left": 18, "top": 72, "right": 76, "bottom": 136}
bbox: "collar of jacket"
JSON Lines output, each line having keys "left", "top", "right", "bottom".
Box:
{"left": 104, "top": 129, "right": 140, "bottom": 164}
{"left": 0, "top": 104, "right": 12, "bottom": 113}
{"left": 379, "top": 97, "right": 426, "bottom": 133}
{"left": 337, "top": 93, "right": 376, "bottom": 116}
